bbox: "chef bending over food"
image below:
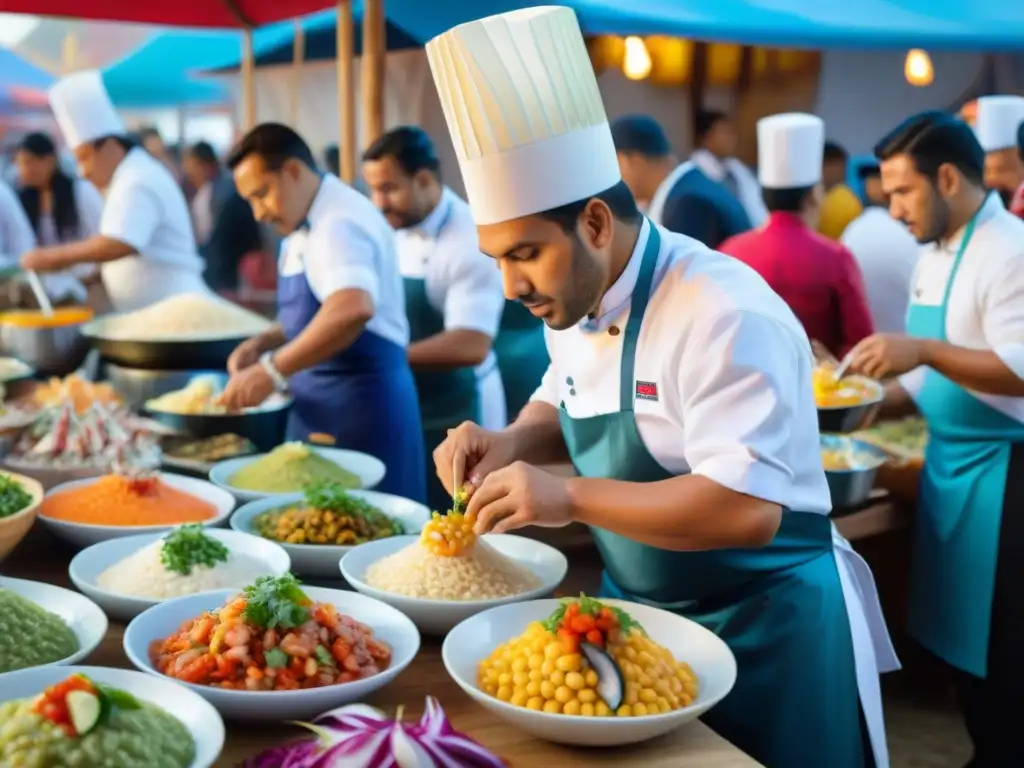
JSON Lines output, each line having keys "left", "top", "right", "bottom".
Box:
{"left": 20, "top": 71, "right": 209, "bottom": 312}
{"left": 427, "top": 7, "right": 898, "bottom": 768}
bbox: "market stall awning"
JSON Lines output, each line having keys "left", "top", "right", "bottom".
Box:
{"left": 0, "top": 46, "right": 54, "bottom": 115}
{"left": 0, "top": 1, "right": 335, "bottom": 28}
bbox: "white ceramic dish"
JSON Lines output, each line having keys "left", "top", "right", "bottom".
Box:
{"left": 123, "top": 586, "right": 420, "bottom": 721}
{"left": 0, "top": 577, "right": 108, "bottom": 675}
{"left": 68, "top": 529, "right": 292, "bottom": 622}
{"left": 442, "top": 599, "right": 737, "bottom": 747}
{"left": 0, "top": 665, "right": 224, "bottom": 767}
{"left": 36, "top": 472, "right": 236, "bottom": 549}
{"left": 341, "top": 534, "right": 568, "bottom": 634}
{"left": 230, "top": 491, "right": 431, "bottom": 577}
{"left": 208, "top": 447, "right": 386, "bottom": 502}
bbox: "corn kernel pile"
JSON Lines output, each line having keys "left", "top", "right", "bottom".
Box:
{"left": 420, "top": 490, "right": 474, "bottom": 558}
{"left": 477, "top": 596, "right": 699, "bottom": 718}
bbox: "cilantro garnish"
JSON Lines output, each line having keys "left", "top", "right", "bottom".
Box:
{"left": 304, "top": 481, "right": 399, "bottom": 533}
{"left": 240, "top": 574, "right": 312, "bottom": 630}
{"left": 160, "top": 524, "right": 229, "bottom": 576}
{"left": 542, "top": 593, "right": 645, "bottom": 635}
{"left": 451, "top": 485, "right": 470, "bottom": 515}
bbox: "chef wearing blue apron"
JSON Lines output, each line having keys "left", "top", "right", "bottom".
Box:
{"left": 362, "top": 126, "right": 506, "bottom": 511}
{"left": 425, "top": 8, "right": 897, "bottom": 767}
{"left": 848, "top": 111, "right": 1024, "bottom": 767}
{"left": 222, "top": 123, "right": 425, "bottom": 503}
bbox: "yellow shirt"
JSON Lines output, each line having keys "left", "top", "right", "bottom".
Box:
{"left": 818, "top": 184, "right": 863, "bottom": 241}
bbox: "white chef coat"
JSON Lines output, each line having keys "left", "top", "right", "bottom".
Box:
{"left": 395, "top": 188, "right": 507, "bottom": 430}
{"left": 841, "top": 206, "right": 920, "bottom": 334}
{"left": 531, "top": 220, "right": 898, "bottom": 766}
{"left": 279, "top": 174, "right": 409, "bottom": 349}
{"left": 899, "top": 194, "right": 1024, "bottom": 423}
{"left": 691, "top": 148, "right": 768, "bottom": 226}
{"left": 99, "top": 148, "right": 208, "bottom": 312}
{"left": 191, "top": 180, "right": 215, "bottom": 245}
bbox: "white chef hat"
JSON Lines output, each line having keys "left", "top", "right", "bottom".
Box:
{"left": 425, "top": 6, "right": 621, "bottom": 225}
{"left": 974, "top": 95, "right": 1024, "bottom": 152}
{"left": 48, "top": 70, "right": 125, "bottom": 151}
{"left": 757, "top": 113, "right": 825, "bottom": 189}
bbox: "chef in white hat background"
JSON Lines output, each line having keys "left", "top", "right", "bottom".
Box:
{"left": 429, "top": 6, "right": 896, "bottom": 767}
{"left": 19, "top": 70, "right": 209, "bottom": 312}
{"left": 974, "top": 95, "right": 1024, "bottom": 210}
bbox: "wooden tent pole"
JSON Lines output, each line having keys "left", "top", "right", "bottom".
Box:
{"left": 361, "top": 0, "right": 386, "bottom": 147}
{"left": 336, "top": 0, "right": 357, "bottom": 183}
{"left": 290, "top": 20, "right": 305, "bottom": 126}
{"left": 241, "top": 29, "right": 256, "bottom": 130}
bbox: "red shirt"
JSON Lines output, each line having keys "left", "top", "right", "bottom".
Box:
{"left": 719, "top": 212, "right": 875, "bottom": 358}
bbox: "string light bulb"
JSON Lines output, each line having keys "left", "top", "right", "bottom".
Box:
{"left": 904, "top": 49, "right": 934, "bottom": 87}
{"left": 622, "top": 36, "right": 653, "bottom": 81}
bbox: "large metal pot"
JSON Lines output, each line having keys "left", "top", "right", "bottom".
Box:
{"left": 821, "top": 435, "right": 889, "bottom": 511}
{"left": 817, "top": 376, "right": 884, "bottom": 434}
{"left": 0, "top": 323, "right": 89, "bottom": 377}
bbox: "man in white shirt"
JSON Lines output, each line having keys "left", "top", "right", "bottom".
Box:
{"left": 840, "top": 162, "right": 920, "bottom": 333}
{"left": 975, "top": 95, "right": 1024, "bottom": 208}
{"left": 19, "top": 71, "right": 208, "bottom": 312}
{"left": 223, "top": 123, "right": 426, "bottom": 503}
{"left": 690, "top": 109, "right": 768, "bottom": 226}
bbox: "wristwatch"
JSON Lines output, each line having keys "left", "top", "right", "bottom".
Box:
{"left": 259, "top": 352, "right": 290, "bottom": 394}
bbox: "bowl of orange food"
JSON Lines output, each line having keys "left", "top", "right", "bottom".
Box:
{"left": 122, "top": 574, "right": 420, "bottom": 720}
{"left": 812, "top": 365, "right": 883, "bottom": 433}
{"left": 37, "top": 472, "right": 236, "bottom": 548}
{"left": 0, "top": 307, "right": 94, "bottom": 377}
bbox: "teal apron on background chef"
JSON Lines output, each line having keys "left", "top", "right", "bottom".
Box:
{"left": 494, "top": 300, "right": 548, "bottom": 421}
{"left": 564, "top": 222, "right": 893, "bottom": 768}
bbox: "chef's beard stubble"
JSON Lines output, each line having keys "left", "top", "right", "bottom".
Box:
{"left": 541, "top": 234, "right": 606, "bottom": 331}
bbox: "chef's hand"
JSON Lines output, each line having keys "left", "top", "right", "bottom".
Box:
{"left": 433, "top": 421, "right": 520, "bottom": 497}
{"left": 20, "top": 248, "right": 62, "bottom": 273}
{"left": 466, "top": 461, "right": 574, "bottom": 535}
{"left": 219, "top": 365, "right": 274, "bottom": 411}
{"left": 227, "top": 336, "right": 266, "bottom": 375}
{"left": 846, "top": 334, "right": 927, "bottom": 379}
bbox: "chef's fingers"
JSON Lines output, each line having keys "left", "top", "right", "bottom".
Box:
{"left": 473, "top": 494, "right": 519, "bottom": 536}
{"left": 811, "top": 340, "right": 838, "bottom": 366}
{"left": 466, "top": 470, "right": 511, "bottom": 522}
{"left": 489, "top": 510, "right": 531, "bottom": 535}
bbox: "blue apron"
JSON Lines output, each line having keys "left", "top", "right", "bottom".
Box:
{"left": 560, "top": 223, "right": 868, "bottom": 767}
{"left": 906, "top": 205, "right": 1024, "bottom": 679}
{"left": 494, "top": 300, "right": 548, "bottom": 421}
{"left": 278, "top": 263, "right": 427, "bottom": 504}
{"left": 402, "top": 201, "right": 481, "bottom": 512}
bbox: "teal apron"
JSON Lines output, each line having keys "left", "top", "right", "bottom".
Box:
{"left": 906, "top": 204, "right": 1024, "bottom": 680}
{"left": 403, "top": 209, "right": 481, "bottom": 512}
{"left": 494, "top": 300, "right": 549, "bottom": 421}
{"left": 560, "top": 223, "right": 869, "bottom": 767}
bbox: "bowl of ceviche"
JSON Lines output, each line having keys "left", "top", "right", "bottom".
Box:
{"left": 812, "top": 364, "right": 883, "bottom": 434}
{"left": 122, "top": 574, "right": 420, "bottom": 720}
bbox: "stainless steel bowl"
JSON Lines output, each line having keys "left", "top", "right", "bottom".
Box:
{"left": 817, "top": 376, "right": 884, "bottom": 434}
{"left": 0, "top": 323, "right": 89, "bottom": 377}
{"left": 821, "top": 434, "right": 889, "bottom": 511}
{"left": 102, "top": 364, "right": 206, "bottom": 410}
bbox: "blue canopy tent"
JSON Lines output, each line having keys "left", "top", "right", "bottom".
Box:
{"left": 0, "top": 48, "right": 54, "bottom": 116}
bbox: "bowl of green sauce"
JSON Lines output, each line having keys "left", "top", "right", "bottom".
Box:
{"left": 208, "top": 442, "right": 386, "bottom": 502}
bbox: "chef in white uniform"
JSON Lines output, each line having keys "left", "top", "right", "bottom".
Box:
{"left": 20, "top": 70, "right": 208, "bottom": 311}
{"left": 975, "top": 95, "right": 1024, "bottom": 208}
{"left": 427, "top": 7, "right": 896, "bottom": 768}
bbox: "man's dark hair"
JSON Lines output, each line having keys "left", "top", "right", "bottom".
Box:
{"left": 323, "top": 144, "right": 340, "bottom": 175}
{"left": 189, "top": 141, "right": 218, "bottom": 166}
{"left": 136, "top": 126, "right": 161, "bottom": 143}
{"left": 1017, "top": 120, "right": 1024, "bottom": 163}
{"left": 762, "top": 186, "right": 814, "bottom": 213}
{"left": 858, "top": 161, "right": 881, "bottom": 181}
{"left": 362, "top": 126, "right": 440, "bottom": 179}
{"left": 874, "top": 110, "right": 984, "bottom": 186}
{"left": 694, "top": 109, "right": 728, "bottom": 143}
{"left": 226, "top": 123, "right": 317, "bottom": 172}
{"left": 823, "top": 141, "right": 849, "bottom": 163}
{"left": 610, "top": 115, "right": 672, "bottom": 159}
{"left": 93, "top": 135, "right": 136, "bottom": 153}
{"left": 537, "top": 181, "right": 642, "bottom": 232}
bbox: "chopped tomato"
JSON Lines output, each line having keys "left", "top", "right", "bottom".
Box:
{"left": 585, "top": 629, "right": 604, "bottom": 646}
{"left": 569, "top": 614, "right": 595, "bottom": 634}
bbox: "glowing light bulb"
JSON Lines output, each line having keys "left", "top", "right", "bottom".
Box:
{"left": 904, "top": 49, "right": 934, "bottom": 87}
{"left": 622, "top": 36, "right": 652, "bottom": 81}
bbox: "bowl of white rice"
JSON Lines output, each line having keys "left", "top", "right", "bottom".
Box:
{"left": 340, "top": 534, "right": 568, "bottom": 635}
{"left": 68, "top": 528, "right": 290, "bottom": 621}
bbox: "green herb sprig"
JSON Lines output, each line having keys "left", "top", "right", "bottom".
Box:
{"left": 451, "top": 485, "right": 470, "bottom": 515}
{"left": 542, "top": 593, "right": 645, "bottom": 635}
{"left": 240, "top": 574, "right": 311, "bottom": 630}
{"left": 160, "top": 524, "right": 229, "bottom": 576}
{"left": 304, "top": 480, "right": 399, "bottom": 533}
{"left": 0, "top": 475, "right": 33, "bottom": 519}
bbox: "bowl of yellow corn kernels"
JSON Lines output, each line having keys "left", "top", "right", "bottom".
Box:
{"left": 340, "top": 510, "right": 568, "bottom": 634}
{"left": 229, "top": 489, "right": 431, "bottom": 577}
{"left": 442, "top": 595, "right": 736, "bottom": 747}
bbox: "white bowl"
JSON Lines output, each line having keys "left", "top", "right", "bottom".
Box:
{"left": 123, "top": 586, "right": 420, "bottom": 721}
{"left": 68, "top": 529, "right": 292, "bottom": 622}
{"left": 230, "top": 491, "right": 431, "bottom": 578}
{"left": 341, "top": 535, "right": 568, "bottom": 635}
{"left": 0, "top": 665, "right": 224, "bottom": 768}
{"left": 0, "top": 577, "right": 108, "bottom": 675}
{"left": 208, "top": 447, "right": 386, "bottom": 502}
{"left": 442, "top": 598, "right": 737, "bottom": 747}
{"left": 37, "top": 472, "right": 236, "bottom": 549}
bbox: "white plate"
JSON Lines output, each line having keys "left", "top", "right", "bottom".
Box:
{"left": 37, "top": 472, "right": 236, "bottom": 549}
{"left": 443, "top": 599, "right": 737, "bottom": 747}
{"left": 230, "top": 491, "right": 430, "bottom": 577}
{"left": 0, "top": 577, "right": 108, "bottom": 675}
{"left": 68, "top": 529, "right": 292, "bottom": 622}
{"left": 341, "top": 535, "right": 568, "bottom": 634}
{"left": 123, "top": 587, "right": 420, "bottom": 721}
{"left": 0, "top": 665, "right": 224, "bottom": 768}
{"left": 209, "top": 447, "right": 386, "bottom": 502}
